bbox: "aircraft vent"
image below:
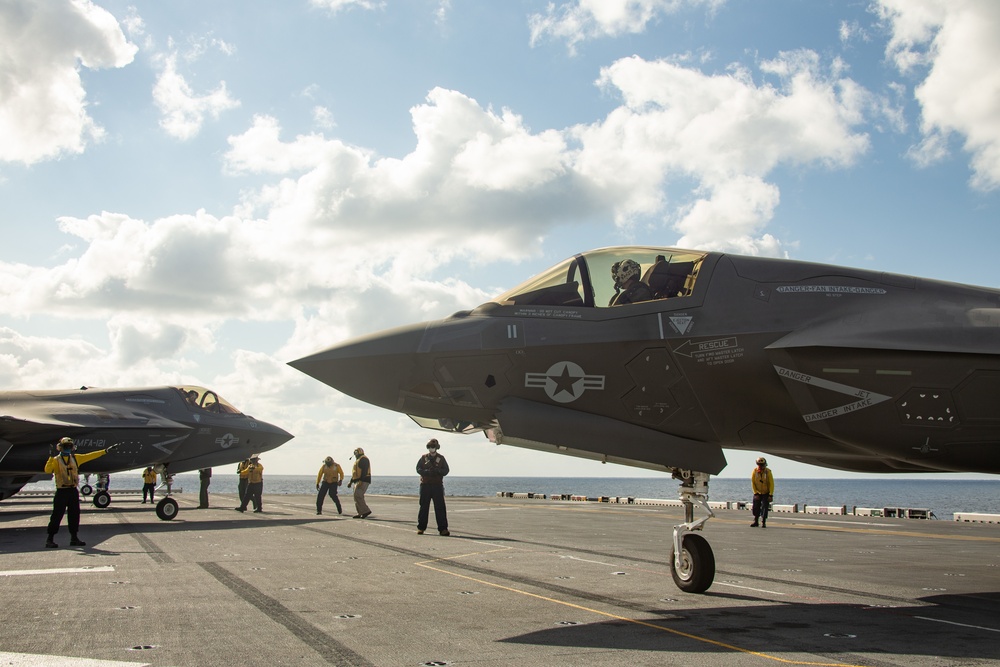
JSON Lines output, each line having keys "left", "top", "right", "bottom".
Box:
{"left": 895, "top": 388, "right": 958, "bottom": 427}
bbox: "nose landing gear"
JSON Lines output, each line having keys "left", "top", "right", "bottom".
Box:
{"left": 154, "top": 466, "right": 178, "bottom": 521}
{"left": 670, "top": 470, "right": 716, "bottom": 593}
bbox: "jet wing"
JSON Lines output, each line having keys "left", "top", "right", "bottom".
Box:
{"left": 1, "top": 401, "right": 188, "bottom": 431}
{"left": 488, "top": 397, "right": 727, "bottom": 474}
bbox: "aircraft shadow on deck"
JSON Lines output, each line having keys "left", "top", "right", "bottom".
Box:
{"left": 498, "top": 594, "right": 1000, "bottom": 659}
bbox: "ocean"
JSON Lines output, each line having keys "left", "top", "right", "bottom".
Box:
{"left": 60, "top": 474, "right": 1000, "bottom": 520}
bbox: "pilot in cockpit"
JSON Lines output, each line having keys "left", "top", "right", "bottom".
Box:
{"left": 609, "top": 259, "right": 652, "bottom": 306}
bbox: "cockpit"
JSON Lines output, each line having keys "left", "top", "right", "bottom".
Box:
{"left": 491, "top": 247, "right": 707, "bottom": 308}
{"left": 175, "top": 386, "right": 243, "bottom": 414}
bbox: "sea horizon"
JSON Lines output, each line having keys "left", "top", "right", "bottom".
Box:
{"left": 25, "top": 474, "right": 1000, "bottom": 521}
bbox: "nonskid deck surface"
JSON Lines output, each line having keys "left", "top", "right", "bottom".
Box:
{"left": 1, "top": 493, "right": 998, "bottom": 667}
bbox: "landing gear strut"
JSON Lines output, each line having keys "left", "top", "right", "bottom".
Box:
{"left": 154, "top": 466, "right": 178, "bottom": 521}
{"left": 670, "top": 470, "right": 715, "bottom": 593}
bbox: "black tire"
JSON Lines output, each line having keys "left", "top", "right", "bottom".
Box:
{"left": 155, "top": 497, "right": 179, "bottom": 521}
{"left": 670, "top": 533, "right": 715, "bottom": 593}
{"left": 93, "top": 490, "right": 111, "bottom": 509}
{"left": 79, "top": 484, "right": 93, "bottom": 496}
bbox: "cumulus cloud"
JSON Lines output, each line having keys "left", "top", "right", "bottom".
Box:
{"left": 573, "top": 51, "right": 870, "bottom": 252}
{"left": 153, "top": 52, "right": 240, "bottom": 140}
{"left": 0, "top": 324, "right": 201, "bottom": 389}
{"left": 0, "top": 0, "right": 136, "bottom": 164}
{"left": 0, "top": 49, "right": 878, "bottom": 343}
{"left": 226, "top": 88, "right": 589, "bottom": 257}
{"left": 878, "top": 0, "right": 1000, "bottom": 190}
{"left": 530, "top": 0, "right": 726, "bottom": 53}
{"left": 309, "top": 0, "right": 384, "bottom": 13}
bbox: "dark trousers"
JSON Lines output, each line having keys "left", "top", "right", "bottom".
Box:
{"left": 142, "top": 483, "right": 155, "bottom": 503}
{"left": 752, "top": 494, "right": 770, "bottom": 523}
{"left": 199, "top": 480, "right": 210, "bottom": 507}
{"left": 316, "top": 481, "right": 342, "bottom": 513}
{"left": 418, "top": 483, "right": 447, "bottom": 531}
{"left": 48, "top": 487, "right": 81, "bottom": 537}
{"left": 238, "top": 479, "right": 248, "bottom": 505}
{"left": 240, "top": 482, "right": 262, "bottom": 511}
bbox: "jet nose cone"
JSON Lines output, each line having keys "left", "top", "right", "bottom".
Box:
{"left": 251, "top": 420, "right": 295, "bottom": 454}
{"left": 289, "top": 322, "right": 427, "bottom": 411}
{"left": 271, "top": 423, "right": 295, "bottom": 446}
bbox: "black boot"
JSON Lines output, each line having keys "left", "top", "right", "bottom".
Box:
{"left": 45, "top": 536, "right": 58, "bottom": 548}
{"left": 69, "top": 535, "right": 85, "bottom": 546}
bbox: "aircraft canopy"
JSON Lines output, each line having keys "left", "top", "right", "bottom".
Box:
{"left": 175, "top": 386, "right": 242, "bottom": 414}
{"left": 493, "top": 247, "right": 707, "bottom": 308}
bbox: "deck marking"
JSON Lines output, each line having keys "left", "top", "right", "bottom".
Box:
{"left": 0, "top": 652, "right": 149, "bottom": 666}
{"left": 0, "top": 566, "right": 115, "bottom": 577}
{"left": 716, "top": 581, "right": 787, "bottom": 596}
{"left": 199, "top": 561, "right": 377, "bottom": 667}
{"left": 414, "top": 559, "right": 865, "bottom": 667}
{"left": 913, "top": 616, "right": 1000, "bottom": 633}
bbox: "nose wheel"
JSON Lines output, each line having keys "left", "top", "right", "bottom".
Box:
{"left": 671, "top": 532, "right": 715, "bottom": 593}
{"left": 93, "top": 490, "right": 111, "bottom": 509}
{"left": 153, "top": 466, "right": 178, "bottom": 520}
{"left": 670, "top": 470, "right": 716, "bottom": 594}
{"left": 155, "top": 497, "right": 178, "bottom": 520}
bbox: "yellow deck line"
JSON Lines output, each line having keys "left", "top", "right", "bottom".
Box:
{"left": 415, "top": 553, "right": 865, "bottom": 667}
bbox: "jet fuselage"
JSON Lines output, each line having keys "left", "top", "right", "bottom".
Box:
{"left": 291, "top": 247, "right": 1000, "bottom": 476}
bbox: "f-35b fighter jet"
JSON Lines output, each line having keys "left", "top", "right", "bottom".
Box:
{"left": 1, "top": 385, "right": 293, "bottom": 520}
{"left": 290, "top": 246, "right": 1000, "bottom": 592}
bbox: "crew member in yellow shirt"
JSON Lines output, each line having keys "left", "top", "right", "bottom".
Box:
{"left": 315, "top": 456, "right": 344, "bottom": 515}
{"left": 44, "top": 437, "right": 116, "bottom": 548}
{"left": 141, "top": 466, "right": 157, "bottom": 503}
{"left": 750, "top": 456, "right": 775, "bottom": 528}
{"left": 236, "top": 456, "right": 264, "bottom": 513}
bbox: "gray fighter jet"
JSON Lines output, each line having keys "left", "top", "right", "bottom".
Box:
{"left": 0, "top": 384, "right": 293, "bottom": 519}
{"left": 289, "top": 246, "right": 1000, "bottom": 592}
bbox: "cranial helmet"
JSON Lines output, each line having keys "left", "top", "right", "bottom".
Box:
{"left": 426, "top": 439, "right": 439, "bottom": 450}
{"left": 325, "top": 456, "right": 334, "bottom": 464}
{"left": 613, "top": 259, "right": 641, "bottom": 285}
{"left": 58, "top": 437, "right": 75, "bottom": 449}
{"left": 354, "top": 447, "right": 365, "bottom": 457}
{"left": 756, "top": 457, "right": 767, "bottom": 466}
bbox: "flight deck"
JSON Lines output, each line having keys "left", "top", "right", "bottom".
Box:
{"left": 1, "top": 492, "right": 998, "bottom": 666}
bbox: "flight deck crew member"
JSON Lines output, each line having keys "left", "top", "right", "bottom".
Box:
{"left": 141, "top": 466, "right": 157, "bottom": 503}
{"left": 44, "top": 437, "right": 116, "bottom": 548}
{"left": 609, "top": 259, "right": 652, "bottom": 306}
{"left": 416, "top": 439, "right": 450, "bottom": 536}
{"left": 316, "top": 456, "right": 344, "bottom": 515}
{"left": 198, "top": 467, "right": 212, "bottom": 508}
{"left": 347, "top": 448, "right": 372, "bottom": 518}
{"left": 236, "top": 458, "right": 250, "bottom": 506}
{"left": 751, "top": 457, "right": 774, "bottom": 528}
{"left": 236, "top": 456, "right": 263, "bottom": 513}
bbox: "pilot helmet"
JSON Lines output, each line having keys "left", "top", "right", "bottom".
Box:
{"left": 613, "top": 259, "right": 641, "bottom": 285}
{"left": 58, "top": 437, "right": 75, "bottom": 449}
{"left": 756, "top": 457, "right": 767, "bottom": 466}
{"left": 354, "top": 447, "right": 365, "bottom": 457}
{"left": 426, "top": 439, "right": 439, "bottom": 451}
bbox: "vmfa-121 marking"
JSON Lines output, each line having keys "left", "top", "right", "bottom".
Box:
{"left": 290, "top": 246, "right": 1000, "bottom": 592}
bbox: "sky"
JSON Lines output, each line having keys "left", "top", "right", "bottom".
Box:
{"left": 1, "top": 0, "right": 999, "bottom": 481}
